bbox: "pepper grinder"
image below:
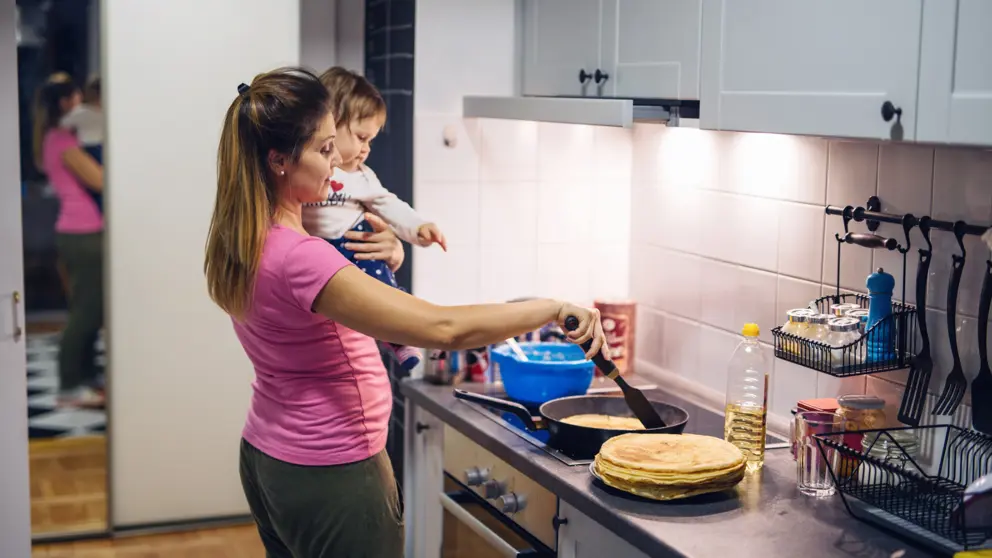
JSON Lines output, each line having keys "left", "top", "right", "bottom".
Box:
{"left": 866, "top": 267, "right": 896, "bottom": 362}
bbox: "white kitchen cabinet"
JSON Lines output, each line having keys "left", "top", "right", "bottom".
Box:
{"left": 521, "top": 0, "right": 603, "bottom": 97}
{"left": 916, "top": 0, "right": 992, "bottom": 146}
{"left": 403, "top": 404, "right": 444, "bottom": 558}
{"left": 521, "top": 0, "right": 702, "bottom": 100}
{"left": 700, "top": 0, "right": 924, "bottom": 141}
{"left": 556, "top": 501, "right": 650, "bottom": 558}
{"left": 0, "top": 0, "right": 31, "bottom": 555}
{"left": 601, "top": 0, "right": 702, "bottom": 100}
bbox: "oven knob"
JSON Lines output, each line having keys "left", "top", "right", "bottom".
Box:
{"left": 498, "top": 493, "right": 527, "bottom": 514}
{"left": 464, "top": 466, "right": 491, "bottom": 486}
{"left": 480, "top": 479, "right": 505, "bottom": 499}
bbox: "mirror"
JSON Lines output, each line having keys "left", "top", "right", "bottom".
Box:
{"left": 17, "top": 0, "right": 108, "bottom": 538}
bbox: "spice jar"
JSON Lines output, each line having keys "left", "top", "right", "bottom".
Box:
{"left": 827, "top": 317, "right": 862, "bottom": 369}
{"left": 830, "top": 302, "right": 860, "bottom": 317}
{"left": 845, "top": 309, "right": 870, "bottom": 332}
{"left": 782, "top": 309, "right": 813, "bottom": 354}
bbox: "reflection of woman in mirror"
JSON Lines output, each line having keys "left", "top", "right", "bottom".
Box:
{"left": 34, "top": 72, "right": 104, "bottom": 408}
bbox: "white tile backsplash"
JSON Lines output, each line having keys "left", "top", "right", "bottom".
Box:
{"left": 777, "top": 201, "right": 825, "bottom": 282}
{"left": 414, "top": 115, "right": 481, "bottom": 183}
{"left": 626, "top": 123, "right": 992, "bottom": 426}
{"left": 537, "top": 123, "right": 596, "bottom": 181}
{"left": 415, "top": 113, "right": 992, "bottom": 429}
{"left": 479, "top": 119, "right": 539, "bottom": 182}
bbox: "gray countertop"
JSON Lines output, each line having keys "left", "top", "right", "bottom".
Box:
{"left": 400, "top": 379, "right": 939, "bottom": 558}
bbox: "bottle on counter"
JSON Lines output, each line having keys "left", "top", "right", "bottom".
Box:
{"left": 724, "top": 323, "right": 770, "bottom": 473}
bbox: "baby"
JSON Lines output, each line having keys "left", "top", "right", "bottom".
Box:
{"left": 60, "top": 75, "right": 103, "bottom": 211}
{"left": 304, "top": 67, "right": 446, "bottom": 371}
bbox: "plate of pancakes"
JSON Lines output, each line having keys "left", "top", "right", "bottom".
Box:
{"left": 590, "top": 433, "right": 747, "bottom": 501}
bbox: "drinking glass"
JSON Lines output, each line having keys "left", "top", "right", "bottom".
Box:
{"left": 795, "top": 411, "right": 850, "bottom": 497}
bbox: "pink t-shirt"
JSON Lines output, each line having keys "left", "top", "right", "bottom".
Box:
{"left": 43, "top": 128, "right": 103, "bottom": 234}
{"left": 234, "top": 225, "right": 392, "bottom": 466}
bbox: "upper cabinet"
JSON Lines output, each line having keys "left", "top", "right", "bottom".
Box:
{"left": 521, "top": 0, "right": 702, "bottom": 100}
{"left": 700, "top": 0, "right": 923, "bottom": 141}
{"left": 916, "top": 0, "right": 992, "bottom": 146}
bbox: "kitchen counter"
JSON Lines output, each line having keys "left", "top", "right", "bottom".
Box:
{"left": 401, "top": 379, "right": 937, "bottom": 558}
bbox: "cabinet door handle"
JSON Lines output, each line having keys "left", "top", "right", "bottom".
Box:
{"left": 881, "top": 101, "right": 902, "bottom": 122}
{"left": 552, "top": 515, "right": 568, "bottom": 531}
{"left": 11, "top": 291, "right": 22, "bottom": 342}
{"left": 415, "top": 421, "right": 430, "bottom": 434}
{"left": 594, "top": 69, "right": 609, "bottom": 85}
{"left": 578, "top": 69, "right": 592, "bottom": 84}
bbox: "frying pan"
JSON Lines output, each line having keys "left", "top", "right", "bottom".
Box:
{"left": 453, "top": 389, "right": 689, "bottom": 460}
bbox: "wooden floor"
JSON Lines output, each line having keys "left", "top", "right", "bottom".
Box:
{"left": 32, "top": 524, "right": 265, "bottom": 557}
{"left": 30, "top": 436, "right": 108, "bottom": 536}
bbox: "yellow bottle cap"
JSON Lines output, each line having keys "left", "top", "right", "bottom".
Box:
{"left": 742, "top": 323, "right": 760, "bottom": 337}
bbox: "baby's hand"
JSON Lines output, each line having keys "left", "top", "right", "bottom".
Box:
{"left": 416, "top": 223, "right": 448, "bottom": 252}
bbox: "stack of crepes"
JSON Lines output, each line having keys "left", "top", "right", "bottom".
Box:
{"left": 593, "top": 433, "right": 747, "bottom": 500}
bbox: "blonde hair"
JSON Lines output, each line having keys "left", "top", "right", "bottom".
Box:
{"left": 32, "top": 72, "right": 78, "bottom": 173}
{"left": 318, "top": 67, "right": 387, "bottom": 128}
{"left": 204, "top": 67, "right": 332, "bottom": 319}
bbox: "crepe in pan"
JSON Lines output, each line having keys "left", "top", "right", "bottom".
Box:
{"left": 560, "top": 414, "right": 646, "bottom": 430}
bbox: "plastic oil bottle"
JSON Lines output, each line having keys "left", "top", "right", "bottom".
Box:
{"left": 724, "top": 323, "right": 770, "bottom": 472}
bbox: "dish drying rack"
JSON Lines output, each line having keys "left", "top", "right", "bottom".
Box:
{"left": 815, "top": 425, "right": 992, "bottom": 551}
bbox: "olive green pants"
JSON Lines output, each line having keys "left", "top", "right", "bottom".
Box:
{"left": 239, "top": 440, "right": 404, "bottom": 558}
{"left": 55, "top": 232, "right": 104, "bottom": 392}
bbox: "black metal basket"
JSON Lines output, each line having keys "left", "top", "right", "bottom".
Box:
{"left": 771, "top": 293, "right": 918, "bottom": 377}
{"left": 815, "top": 425, "right": 992, "bottom": 549}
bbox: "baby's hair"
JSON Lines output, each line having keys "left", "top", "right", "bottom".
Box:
{"left": 83, "top": 75, "right": 101, "bottom": 104}
{"left": 318, "top": 67, "right": 387, "bottom": 129}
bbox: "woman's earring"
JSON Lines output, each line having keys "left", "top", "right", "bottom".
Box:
{"left": 279, "top": 170, "right": 285, "bottom": 176}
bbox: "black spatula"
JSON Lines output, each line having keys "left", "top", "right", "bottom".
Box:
{"left": 972, "top": 261, "right": 992, "bottom": 434}
{"left": 564, "top": 315, "right": 667, "bottom": 429}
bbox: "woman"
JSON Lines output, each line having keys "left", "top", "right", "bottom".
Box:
{"left": 204, "top": 67, "right": 607, "bottom": 558}
{"left": 35, "top": 72, "right": 105, "bottom": 408}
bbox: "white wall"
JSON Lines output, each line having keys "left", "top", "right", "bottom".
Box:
{"left": 0, "top": 0, "right": 30, "bottom": 554}
{"left": 628, "top": 125, "right": 990, "bottom": 432}
{"left": 411, "top": 1, "right": 631, "bottom": 308}
{"left": 335, "top": 0, "right": 364, "bottom": 73}
{"left": 104, "top": 0, "right": 300, "bottom": 526}
{"left": 301, "top": 0, "right": 336, "bottom": 72}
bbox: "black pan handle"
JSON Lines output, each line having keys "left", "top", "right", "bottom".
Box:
{"left": 453, "top": 389, "right": 538, "bottom": 431}
{"left": 843, "top": 232, "right": 898, "bottom": 251}
{"left": 979, "top": 261, "right": 992, "bottom": 365}
{"left": 563, "top": 315, "right": 617, "bottom": 377}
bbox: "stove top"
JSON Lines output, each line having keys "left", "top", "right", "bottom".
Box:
{"left": 459, "top": 383, "right": 785, "bottom": 467}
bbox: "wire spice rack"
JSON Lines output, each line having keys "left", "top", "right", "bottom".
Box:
{"left": 815, "top": 425, "right": 992, "bottom": 550}
{"left": 771, "top": 293, "right": 918, "bottom": 377}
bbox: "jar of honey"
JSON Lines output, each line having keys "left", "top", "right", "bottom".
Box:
{"left": 836, "top": 394, "right": 887, "bottom": 476}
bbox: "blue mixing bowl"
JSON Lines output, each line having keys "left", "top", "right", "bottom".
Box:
{"left": 491, "top": 342, "right": 595, "bottom": 406}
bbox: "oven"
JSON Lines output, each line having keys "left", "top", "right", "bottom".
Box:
{"left": 441, "top": 425, "right": 557, "bottom": 557}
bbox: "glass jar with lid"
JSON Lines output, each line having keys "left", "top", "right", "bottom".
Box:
{"left": 827, "top": 317, "right": 862, "bottom": 369}
{"left": 856, "top": 429, "right": 920, "bottom": 487}
{"left": 782, "top": 309, "right": 813, "bottom": 354}
{"left": 845, "top": 309, "right": 870, "bottom": 332}
{"left": 830, "top": 302, "right": 860, "bottom": 317}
